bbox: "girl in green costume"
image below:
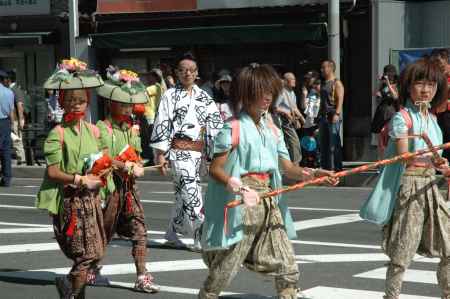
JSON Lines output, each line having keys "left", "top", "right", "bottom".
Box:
{"left": 36, "top": 58, "right": 107, "bottom": 299}
{"left": 94, "top": 67, "right": 159, "bottom": 293}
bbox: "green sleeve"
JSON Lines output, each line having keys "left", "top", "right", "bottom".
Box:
{"left": 96, "top": 120, "right": 111, "bottom": 151}
{"left": 44, "top": 128, "right": 63, "bottom": 166}
{"left": 132, "top": 129, "right": 142, "bottom": 154}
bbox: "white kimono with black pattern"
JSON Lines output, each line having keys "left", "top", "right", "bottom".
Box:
{"left": 151, "top": 84, "right": 223, "bottom": 237}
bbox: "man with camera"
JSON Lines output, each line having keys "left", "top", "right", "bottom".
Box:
{"left": 371, "top": 65, "right": 399, "bottom": 134}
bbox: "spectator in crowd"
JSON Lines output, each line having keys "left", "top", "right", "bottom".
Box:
{"left": 300, "top": 78, "right": 321, "bottom": 168}
{"left": 299, "top": 70, "right": 320, "bottom": 112}
{"left": 200, "top": 71, "right": 214, "bottom": 98}
{"left": 214, "top": 73, "right": 233, "bottom": 121}
{"left": 371, "top": 65, "right": 399, "bottom": 132}
{"left": 165, "top": 74, "right": 176, "bottom": 89}
{"left": 46, "top": 89, "right": 64, "bottom": 128}
{"left": 0, "top": 70, "right": 14, "bottom": 186}
{"left": 303, "top": 79, "right": 322, "bottom": 132}
{"left": 141, "top": 69, "right": 166, "bottom": 164}
{"left": 5, "top": 70, "right": 26, "bottom": 165}
{"left": 319, "top": 60, "right": 345, "bottom": 171}
{"left": 274, "top": 72, "right": 304, "bottom": 165}
{"left": 431, "top": 49, "right": 450, "bottom": 161}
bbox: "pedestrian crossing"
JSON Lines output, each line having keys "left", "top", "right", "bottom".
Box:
{"left": 0, "top": 187, "right": 442, "bottom": 298}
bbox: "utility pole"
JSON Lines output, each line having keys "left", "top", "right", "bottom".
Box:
{"left": 328, "top": 0, "right": 340, "bottom": 78}
{"left": 69, "top": 0, "right": 79, "bottom": 58}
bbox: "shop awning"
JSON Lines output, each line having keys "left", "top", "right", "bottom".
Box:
{"left": 89, "top": 23, "right": 327, "bottom": 49}
{"left": 0, "top": 32, "right": 53, "bottom": 46}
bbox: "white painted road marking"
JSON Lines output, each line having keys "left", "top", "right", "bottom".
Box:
{"left": 294, "top": 213, "right": 362, "bottom": 231}
{"left": 0, "top": 204, "right": 36, "bottom": 210}
{"left": 303, "top": 286, "right": 438, "bottom": 299}
{"left": 0, "top": 193, "right": 35, "bottom": 197}
{"left": 0, "top": 259, "right": 207, "bottom": 278}
{"left": 355, "top": 267, "right": 438, "bottom": 284}
{"left": 0, "top": 221, "right": 50, "bottom": 227}
{"left": 289, "top": 207, "right": 358, "bottom": 212}
{"left": 291, "top": 240, "right": 380, "bottom": 249}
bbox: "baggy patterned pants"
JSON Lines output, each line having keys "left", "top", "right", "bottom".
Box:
{"left": 103, "top": 175, "right": 148, "bottom": 275}
{"left": 383, "top": 172, "right": 450, "bottom": 299}
{"left": 53, "top": 187, "right": 106, "bottom": 296}
{"left": 199, "top": 176, "right": 299, "bottom": 299}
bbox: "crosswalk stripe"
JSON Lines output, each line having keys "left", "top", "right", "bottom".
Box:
{"left": 0, "top": 238, "right": 438, "bottom": 267}
{"left": 0, "top": 221, "right": 49, "bottom": 227}
{"left": 108, "top": 281, "right": 239, "bottom": 296}
{"left": 303, "top": 286, "right": 438, "bottom": 299}
{"left": 294, "top": 213, "right": 362, "bottom": 231}
{"left": 0, "top": 259, "right": 207, "bottom": 278}
{"left": 289, "top": 207, "right": 358, "bottom": 212}
{"left": 0, "top": 193, "right": 35, "bottom": 197}
{"left": 0, "top": 227, "right": 53, "bottom": 233}
{"left": 291, "top": 240, "right": 380, "bottom": 249}
{"left": 355, "top": 267, "right": 437, "bottom": 284}
{"left": 296, "top": 253, "right": 389, "bottom": 263}
{"left": 140, "top": 199, "right": 173, "bottom": 204}
{"left": 0, "top": 204, "right": 36, "bottom": 210}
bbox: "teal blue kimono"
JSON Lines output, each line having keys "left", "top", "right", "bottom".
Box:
{"left": 360, "top": 100, "right": 443, "bottom": 225}
{"left": 201, "top": 112, "right": 298, "bottom": 251}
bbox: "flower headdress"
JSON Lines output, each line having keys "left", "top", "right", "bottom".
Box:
{"left": 106, "top": 66, "right": 146, "bottom": 95}
{"left": 44, "top": 58, "right": 103, "bottom": 90}
{"left": 96, "top": 66, "right": 149, "bottom": 104}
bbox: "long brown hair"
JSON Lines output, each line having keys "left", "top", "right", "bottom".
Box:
{"left": 231, "top": 63, "right": 282, "bottom": 115}
{"left": 398, "top": 57, "right": 448, "bottom": 111}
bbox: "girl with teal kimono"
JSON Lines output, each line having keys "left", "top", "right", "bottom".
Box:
{"left": 361, "top": 58, "right": 450, "bottom": 299}
{"left": 36, "top": 59, "right": 106, "bottom": 299}
{"left": 198, "top": 64, "right": 338, "bottom": 299}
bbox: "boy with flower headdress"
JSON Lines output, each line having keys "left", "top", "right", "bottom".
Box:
{"left": 36, "top": 58, "right": 109, "bottom": 299}
{"left": 93, "top": 66, "right": 160, "bottom": 293}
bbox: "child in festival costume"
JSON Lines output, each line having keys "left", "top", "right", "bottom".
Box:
{"left": 94, "top": 66, "right": 160, "bottom": 293}
{"left": 363, "top": 58, "right": 450, "bottom": 299}
{"left": 199, "top": 64, "right": 338, "bottom": 299}
{"left": 36, "top": 58, "right": 107, "bottom": 299}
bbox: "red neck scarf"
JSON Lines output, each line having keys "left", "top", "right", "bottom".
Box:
{"left": 112, "top": 114, "right": 132, "bottom": 127}
{"left": 63, "top": 112, "right": 85, "bottom": 123}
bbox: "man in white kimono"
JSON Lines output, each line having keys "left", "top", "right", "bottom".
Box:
{"left": 151, "top": 53, "right": 223, "bottom": 251}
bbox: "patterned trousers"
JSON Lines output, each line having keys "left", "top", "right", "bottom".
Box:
{"left": 169, "top": 150, "right": 203, "bottom": 237}
{"left": 53, "top": 187, "right": 106, "bottom": 296}
{"left": 199, "top": 176, "right": 299, "bottom": 299}
{"left": 103, "top": 176, "right": 148, "bottom": 275}
{"left": 383, "top": 173, "right": 450, "bottom": 299}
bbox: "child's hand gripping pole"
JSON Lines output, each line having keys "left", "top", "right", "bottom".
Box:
{"left": 223, "top": 141, "right": 450, "bottom": 235}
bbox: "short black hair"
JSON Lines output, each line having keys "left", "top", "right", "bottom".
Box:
{"left": 6, "top": 70, "right": 16, "bottom": 82}
{"left": 0, "top": 69, "right": 8, "bottom": 81}
{"left": 176, "top": 52, "right": 197, "bottom": 68}
{"left": 399, "top": 57, "right": 448, "bottom": 110}
{"left": 430, "top": 48, "right": 449, "bottom": 60}
{"left": 323, "top": 60, "right": 336, "bottom": 72}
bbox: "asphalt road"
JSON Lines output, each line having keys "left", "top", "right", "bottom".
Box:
{"left": 0, "top": 178, "right": 441, "bottom": 299}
